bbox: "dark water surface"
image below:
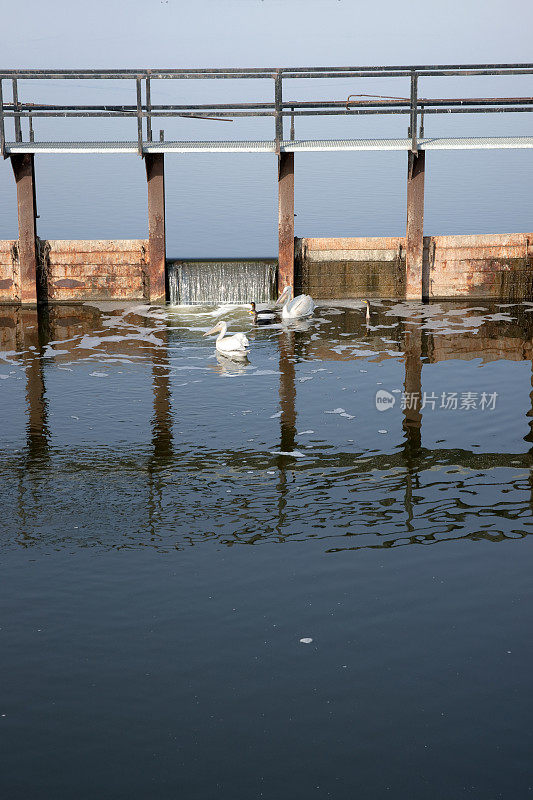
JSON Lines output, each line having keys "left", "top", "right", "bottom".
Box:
{"left": 2, "top": 299, "right": 533, "bottom": 799}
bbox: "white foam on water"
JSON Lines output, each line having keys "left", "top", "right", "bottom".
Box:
{"left": 270, "top": 450, "right": 307, "bottom": 458}
{"left": 42, "top": 346, "right": 71, "bottom": 358}
{"left": 350, "top": 349, "right": 376, "bottom": 357}
{"left": 77, "top": 332, "right": 162, "bottom": 350}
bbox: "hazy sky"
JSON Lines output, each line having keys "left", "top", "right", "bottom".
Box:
{"left": 3, "top": 0, "right": 532, "bottom": 68}
{"left": 1, "top": 0, "right": 532, "bottom": 256}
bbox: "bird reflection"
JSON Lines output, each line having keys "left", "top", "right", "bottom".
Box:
{"left": 209, "top": 352, "right": 250, "bottom": 376}
{"left": 282, "top": 317, "right": 313, "bottom": 334}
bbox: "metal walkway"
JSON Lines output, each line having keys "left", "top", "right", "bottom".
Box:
{"left": 5, "top": 136, "right": 533, "bottom": 155}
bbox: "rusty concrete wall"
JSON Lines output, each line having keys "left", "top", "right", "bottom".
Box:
{"left": 296, "top": 237, "right": 406, "bottom": 299}
{"left": 0, "top": 241, "right": 20, "bottom": 302}
{"left": 297, "top": 233, "right": 533, "bottom": 301}
{"left": 39, "top": 239, "right": 150, "bottom": 302}
{"left": 428, "top": 233, "right": 533, "bottom": 300}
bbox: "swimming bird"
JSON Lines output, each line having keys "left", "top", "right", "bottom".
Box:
{"left": 364, "top": 299, "right": 370, "bottom": 323}
{"left": 249, "top": 302, "right": 279, "bottom": 325}
{"left": 276, "top": 286, "right": 315, "bottom": 319}
{"left": 203, "top": 321, "right": 249, "bottom": 359}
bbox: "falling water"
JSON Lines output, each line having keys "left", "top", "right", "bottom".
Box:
{"left": 167, "top": 259, "right": 277, "bottom": 305}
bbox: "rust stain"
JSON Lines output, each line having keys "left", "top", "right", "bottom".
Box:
{"left": 52, "top": 278, "right": 85, "bottom": 288}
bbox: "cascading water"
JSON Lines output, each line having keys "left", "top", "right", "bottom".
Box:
{"left": 167, "top": 259, "right": 277, "bottom": 305}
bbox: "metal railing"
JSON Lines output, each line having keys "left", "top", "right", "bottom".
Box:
{"left": 0, "top": 63, "right": 532, "bottom": 158}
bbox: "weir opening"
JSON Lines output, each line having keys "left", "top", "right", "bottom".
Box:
{"left": 167, "top": 259, "right": 277, "bottom": 305}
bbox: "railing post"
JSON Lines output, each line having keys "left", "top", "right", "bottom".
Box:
{"left": 410, "top": 71, "right": 418, "bottom": 153}
{"left": 11, "top": 153, "right": 38, "bottom": 304}
{"left": 0, "top": 80, "right": 5, "bottom": 159}
{"left": 278, "top": 152, "right": 295, "bottom": 293}
{"left": 145, "top": 153, "right": 166, "bottom": 303}
{"left": 12, "top": 78, "right": 22, "bottom": 143}
{"left": 136, "top": 76, "right": 143, "bottom": 157}
{"left": 145, "top": 76, "right": 152, "bottom": 143}
{"left": 274, "top": 71, "right": 283, "bottom": 155}
{"left": 405, "top": 149, "right": 426, "bottom": 300}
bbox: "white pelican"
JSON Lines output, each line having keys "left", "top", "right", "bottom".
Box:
{"left": 249, "top": 302, "right": 279, "bottom": 325}
{"left": 204, "top": 321, "right": 249, "bottom": 360}
{"left": 276, "top": 286, "right": 315, "bottom": 319}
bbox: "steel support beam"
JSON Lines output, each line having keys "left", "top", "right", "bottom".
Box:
{"left": 278, "top": 152, "right": 294, "bottom": 293}
{"left": 405, "top": 149, "right": 426, "bottom": 299}
{"left": 11, "top": 153, "right": 38, "bottom": 304}
{"left": 145, "top": 153, "right": 166, "bottom": 302}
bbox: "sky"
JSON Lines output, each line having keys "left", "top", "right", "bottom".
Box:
{"left": 1, "top": 0, "right": 532, "bottom": 256}
{"left": 3, "top": 0, "right": 532, "bottom": 68}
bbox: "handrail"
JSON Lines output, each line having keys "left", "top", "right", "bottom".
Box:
{"left": 0, "top": 64, "right": 532, "bottom": 158}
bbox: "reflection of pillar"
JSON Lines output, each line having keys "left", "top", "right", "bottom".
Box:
{"left": 146, "top": 324, "right": 172, "bottom": 541}
{"left": 406, "top": 150, "right": 426, "bottom": 300}
{"left": 151, "top": 330, "right": 173, "bottom": 465}
{"left": 275, "top": 330, "right": 297, "bottom": 538}
{"left": 402, "top": 323, "right": 422, "bottom": 454}
{"left": 402, "top": 322, "right": 423, "bottom": 533}
{"left": 525, "top": 356, "right": 533, "bottom": 449}
{"left": 278, "top": 330, "right": 297, "bottom": 452}
{"left": 278, "top": 153, "right": 295, "bottom": 293}
{"left": 24, "top": 308, "right": 50, "bottom": 463}
{"left": 525, "top": 357, "right": 533, "bottom": 518}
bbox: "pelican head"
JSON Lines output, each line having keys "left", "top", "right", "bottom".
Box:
{"left": 204, "top": 321, "right": 225, "bottom": 337}
{"left": 276, "top": 286, "right": 293, "bottom": 306}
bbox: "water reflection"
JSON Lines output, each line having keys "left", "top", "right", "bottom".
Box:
{"left": 209, "top": 352, "right": 250, "bottom": 376}
{"left": 1, "top": 300, "right": 533, "bottom": 552}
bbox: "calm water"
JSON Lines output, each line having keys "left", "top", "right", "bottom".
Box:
{"left": 2, "top": 299, "right": 533, "bottom": 798}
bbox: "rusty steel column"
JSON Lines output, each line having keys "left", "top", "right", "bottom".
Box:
{"left": 405, "top": 150, "right": 426, "bottom": 300}
{"left": 145, "top": 153, "right": 166, "bottom": 303}
{"left": 278, "top": 152, "right": 295, "bottom": 293}
{"left": 11, "top": 154, "right": 38, "bottom": 305}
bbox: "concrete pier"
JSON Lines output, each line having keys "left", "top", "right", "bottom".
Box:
{"left": 405, "top": 150, "right": 426, "bottom": 300}
{"left": 145, "top": 153, "right": 166, "bottom": 303}
{"left": 278, "top": 152, "right": 295, "bottom": 293}
{"left": 10, "top": 154, "right": 38, "bottom": 304}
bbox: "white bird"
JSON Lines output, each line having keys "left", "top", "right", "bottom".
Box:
{"left": 276, "top": 286, "right": 315, "bottom": 319}
{"left": 203, "top": 320, "right": 249, "bottom": 360}
{"left": 364, "top": 299, "right": 370, "bottom": 323}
